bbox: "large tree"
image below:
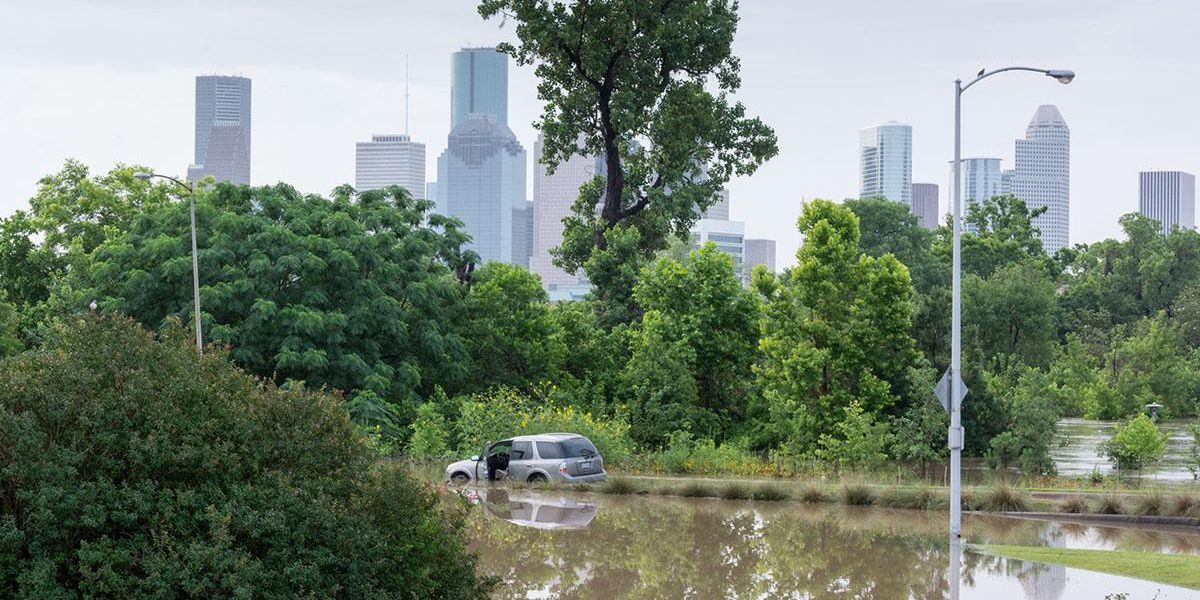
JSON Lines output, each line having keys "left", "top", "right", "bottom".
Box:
{"left": 479, "top": 0, "right": 777, "bottom": 321}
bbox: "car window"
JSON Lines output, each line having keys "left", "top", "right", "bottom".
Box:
{"left": 511, "top": 441, "right": 533, "bottom": 460}
{"left": 559, "top": 437, "right": 598, "bottom": 457}
{"left": 536, "top": 441, "right": 564, "bottom": 459}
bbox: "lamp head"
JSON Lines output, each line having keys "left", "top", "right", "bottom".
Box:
{"left": 133, "top": 171, "right": 153, "bottom": 181}
{"left": 1046, "top": 70, "right": 1075, "bottom": 84}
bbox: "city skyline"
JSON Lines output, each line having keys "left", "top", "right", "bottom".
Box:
{"left": 3, "top": 1, "right": 1199, "bottom": 268}
{"left": 189, "top": 75, "right": 251, "bottom": 185}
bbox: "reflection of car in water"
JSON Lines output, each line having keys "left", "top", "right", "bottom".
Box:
{"left": 444, "top": 433, "right": 607, "bottom": 484}
{"left": 477, "top": 489, "right": 599, "bottom": 530}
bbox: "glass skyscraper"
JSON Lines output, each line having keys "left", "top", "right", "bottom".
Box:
{"left": 1139, "top": 171, "right": 1196, "bottom": 234}
{"left": 859, "top": 121, "right": 912, "bottom": 205}
{"left": 189, "top": 75, "right": 251, "bottom": 185}
{"left": 1011, "top": 105, "right": 1071, "bottom": 254}
{"left": 910, "top": 183, "right": 939, "bottom": 230}
{"left": 450, "top": 47, "right": 508, "bottom": 129}
{"left": 441, "top": 114, "right": 527, "bottom": 264}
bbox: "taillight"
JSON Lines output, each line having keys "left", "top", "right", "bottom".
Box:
{"left": 559, "top": 462, "right": 568, "bottom": 475}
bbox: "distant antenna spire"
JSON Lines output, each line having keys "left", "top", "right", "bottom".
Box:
{"left": 404, "top": 54, "right": 410, "bottom": 136}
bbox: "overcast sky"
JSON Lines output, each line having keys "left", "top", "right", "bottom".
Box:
{"left": 2, "top": 0, "right": 1197, "bottom": 267}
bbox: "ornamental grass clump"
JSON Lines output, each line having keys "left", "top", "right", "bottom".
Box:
{"left": 1060, "top": 495, "right": 1090, "bottom": 514}
{"left": 841, "top": 483, "right": 875, "bottom": 506}
{"left": 799, "top": 485, "right": 828, "bottom": 504}
{"left": 1096, "top": 494, "right": 1126, "bottom": 515}
{"left": 751, "top": 484, "right": 790, "bottom": 502}
{"left": 979, "top": 483, "right": 1030, "bottom": 512}
{"left": 1132, "top": 492, "right": 1165, "bottom": 516}
{"left": 1170, "top": 495, "right": 1200, "bottom": 518}
{"left": 719, "top": 482, "right": 751, "bottom": 500}
{"left": 600, "top": 477, "right": 640, "bottom": 495}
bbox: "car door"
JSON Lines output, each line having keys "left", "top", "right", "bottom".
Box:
{"left": 508, "top": 440, "right": 534, "bottom": 481}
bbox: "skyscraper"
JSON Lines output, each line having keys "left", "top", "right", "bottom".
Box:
{"left": 744, "top": 238, "right": 776, "bottom": 275}
{"left": 190, "top": 75, "right": 251, "bottom": 185}
{"left": 441, "top": 113, "right": 526, "bottom": 264}
{"left": 690, "top": 218, "right": 745, "bottom": 274}
{"left": 531, "top": 134, "right": 598, "bottom": 287}
{"left": 702, "top": 189, "right": 731, "bottom": 220}
{"left": 859, "top": 121, "right": 912, "bottom": 205}
{"left": 450, "top": 47, "right": 508, "bottom": 129}
{"left": 1011, "top": 105, "right": 1071, "bottom": 254}
{"left": 355, "top": 134, "right": 425, "bottom": 197}
{"left": 512, "top": 201, "right": 534, "bottom": 268}
{"left": 1139, "top": 171, "right": 1196, "bottom": 234}
{"left": 911, "top": 183, "right": 939, "bottom": 230}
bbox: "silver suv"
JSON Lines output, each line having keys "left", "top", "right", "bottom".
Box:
{"left": 445, "top": 433, "right": 607, "bottom": 484}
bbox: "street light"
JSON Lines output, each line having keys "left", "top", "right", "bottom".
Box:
{"left": 133, "top": 171, "right": 203, "bottom": 354}
{"left": 947, "top": 66, "right": 1073, "bottom": 599}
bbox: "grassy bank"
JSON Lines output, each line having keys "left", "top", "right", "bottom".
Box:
{"left": 980, "top": 545, "right": 1200, "bottom": 590}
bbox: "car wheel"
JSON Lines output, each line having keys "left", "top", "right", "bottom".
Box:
{"left": 527, "top": 473, "right": 548, "bottom": 484}
{"left": 450, "top": 472, "right": 470, "bottom": 485}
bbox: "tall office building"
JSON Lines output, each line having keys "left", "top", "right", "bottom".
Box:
{"left": 1000, "top": 169, "right": 1016, "bottom": 195}
{"left": 189, "top": 75, "right": 251, "bottom": 185}
{"left": 702, "top": 189, "right": 731, "bottom": 220}
{"left": 1139, "top": 171, "right": 1196, "bottom": 234}
{"left": 911, "top": 183, "right": 939, "bottom": 230}
{"left": 961, "top": 158, "right": 1003, "bottom": 208}
{"left": 744, "top": 238, "right": 776, "bottom": 275}
{"left": 859, "top": 121, "right": 912, "bottom": 205}
{"left": 690, "top": 218, "right": 746, "bottom": 275}
{"left": 451, "top": 47, "right": 508, "bottom": 129}
{"left": 355, "top": 134, "right": 425, "bottom": 196}
{"left": 440, "top": 113, "right": 526, "bottom": 264}
{"left": 512, "top": 201, "right": 534, "bottom": 268}
{"left": 531, "top": 135, "right": 598, "bottom": 287}
{"left": 1010, "top": 105, "right": 1071, "bottom": 254}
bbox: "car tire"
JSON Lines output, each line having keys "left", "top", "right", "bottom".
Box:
{"left": 527, "top": 473, "right": 548, "bottom": 484}
{"left": 450, "top": 472, "right": 470, "bottom": 485}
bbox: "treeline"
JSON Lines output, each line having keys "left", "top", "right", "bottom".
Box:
{"left": 3, "top": 162, "right": 1200, "bottom": 475}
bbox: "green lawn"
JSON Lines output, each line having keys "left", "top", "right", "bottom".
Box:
{"left": 980, "top": 545, "right": 1200, "bottom": 590}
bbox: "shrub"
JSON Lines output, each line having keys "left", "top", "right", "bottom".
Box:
{"left": 1170, "top": 495, "right": 1199, "bottom": 518}
{"left": 0, "top": 316, "right": 490, "bottom": 599}
{"left": 815, "top": 401, "right": 892, "bottom": 471}
{"left": 979, "top": 483, "right": 1030, "bottom": 512}
{"left": 1132, "top": 493, "right": 1164, "bottom": 516}
{"left": 652, "top": 431, "right": 763, "bottom": 476}
{"left": 841, "top": 483, "right": 875, "bottom": 506}
{"left": 1060, "top": 495, "right": 1089, "bottom": 514}
{"left": 407, "top": 401, "right": 451, "bottom": 458}
{"left": 751, "top": 484, "right": 790, "bottom": 502}
{"left": 1101, "top": 414, "right": 1169, "bottom": 472}
{"left": 1097, "top": 495, "right": 1126, "bottom": 515}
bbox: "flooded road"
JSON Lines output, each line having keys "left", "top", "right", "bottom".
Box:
{"left": 466, "top": 488, "right": 1200, "bottom": 599}
{"left": 1054, "top": 418, "right": 1197, "bottom": 481}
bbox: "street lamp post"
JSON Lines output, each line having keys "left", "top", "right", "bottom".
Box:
{"left": 133, "top": 172, "right": 203, "bottom": 354}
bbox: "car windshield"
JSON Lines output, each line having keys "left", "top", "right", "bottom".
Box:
{"left": 559, "top": 437, "right": 598, "bottom": 457}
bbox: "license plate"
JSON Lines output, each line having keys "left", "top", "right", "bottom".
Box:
{"left": 580, "top": 461, "right": 592, "bottom": 471}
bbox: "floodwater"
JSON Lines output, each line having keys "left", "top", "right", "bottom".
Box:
{"left": 465, "top": 488, "right": 1200, "bottom": 599}
{"left": 1054, "top": 418, "right": 1198, "bottom": 481}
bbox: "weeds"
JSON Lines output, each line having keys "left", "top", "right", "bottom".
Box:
{"left": 979, "top": 483, "right": 1030, "bottom": 512}
{"left": 1059, "top": 495, "right": 1089, "bottom": 514}
{"left": 841, "top": 483, "right": 875, "bottom": 506}
{"left": 1096, "top": 494, "right": 1125, "bottom": 515}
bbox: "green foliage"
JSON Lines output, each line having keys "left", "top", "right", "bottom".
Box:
{"left": 454, "top": 387, "right": 634, "bottom": 464}
{"left": 1097, "top": 316, "right": 1200, "bottom": 418}
{"left": 623, "top": 243, "right": 759, "bottom": 446}
{"left": 80, "top": 183, "right": 475, "bottom": 421}
{"left": 757, "top": 200, "right": 921, "bottom": 455}
{"left": 481, "top": 0, "right": 777, "bottom": 322}
{"left": 0, "top": 296, "right": 21, "bottom": 358}
{"left": 0, "top": 315, "right": 488, "bottom": 598}
{"left": 985, "top": 365, "right": 1061, "bottom": 475}
{"left": 815, "top": 401, "right": 893, "bottom": 470}
{"left": 652, "top": 430, "right": 760, "bottom": 476}
{"left": 888, "top": 373, "right": 949, "bottom": 472}
{"left": 1102, "top": 414, "right": 1169, "bottom": 471}
{"left": 408, "top": 402, "right": 452, "bottom": 459}
{"left": 957, "top": 194, "right": 1053, "bottom": 278}
{"left": 964, "top": 261, "right": 1060, "bottom": 368}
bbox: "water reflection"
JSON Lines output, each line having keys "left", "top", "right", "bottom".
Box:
{"left": 1054, "top": 418, "right": 1197, "bottom": 481}
{"left": 467, "top": 490, "right": 1200, "bottom": 599}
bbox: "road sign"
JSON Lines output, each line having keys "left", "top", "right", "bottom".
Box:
{"left": 935, "top": 369, "right": 968, "bottom": 414}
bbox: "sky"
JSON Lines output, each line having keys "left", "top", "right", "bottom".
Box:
{"left": 2, "top": 0, "right": 1198, "bottom": 268}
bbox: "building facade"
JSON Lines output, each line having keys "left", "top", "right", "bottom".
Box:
{"left": 512, "top": 201, "right": 534, "bottom": 268}
{"left": 1139, "top": 171, "right": 1196, "bottom": 234}
{"left": 744, "top": 238, "right": 776, "bottom": 275}
{"left": 355, "top": 134, "right": 425, "bottom": 197}
{"left": 1011, "top": 105, "right": 1071, "bottom": 254}
{"left": 530, "top": 135, "right": 599, "bottom": 287}
{"left": 859, "top": 121, "right": 912, "bottom": 205}
{"left": 440, "top": 113, "right": 526, "bottom": 264}
{"left": 451, "top": 47, "right": 508, "bottom": 129}
{"left": 910, "top": 183, "right": 939, "bottom": 230}
{"left": 190, "top": 75, "right": 251, "bottom": 185}
{"left": 690, "top": 218, "right": 746, "bottom": 275}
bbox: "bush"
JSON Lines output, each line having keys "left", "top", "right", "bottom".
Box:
{"left": 979, "top": 483, "right": 1030, "bottom": 512}
{"left": 841, "top": 483, "right": 875, "bottom": 506}
{"left": 1170, "top": 495, "right": 1199, "bottom": 518}
{"left": 0, "top": 316, "right": 489, "bottom": 598}
{"left": 880, "top": 487, "right": 941, "bottom": 511}
{"left": 651, "top": 431, "right": 764, "bottom": 476}
{"left": 407, "top": 401, "right": 451, "bottom": 458}
{"left": 456, "top": 386, "right": 635, "bottom": 463}
{"left": 1102, "top": 414, "right": 1169, "bottom": 472}
{"left": 1060, "top": 495, "right": 1089, "bottom": 514}
{"left": 678, "top": 481, "right": 714, "bottom": 498}
{"left": 1097, "top": 494, "right": 1126, "bottom": 515}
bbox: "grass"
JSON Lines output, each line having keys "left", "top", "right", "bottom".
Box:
{"left": 841, "top": 483, "right": 875, "bottom": 506}
{"left": 599, "top": 477, "right": 640, "bottom": 495}
{"left": 798, "top": 485, "right": 828, "bottom": 504}
{"left": 1096, "top": 494, "right": 1126, "bottom": 515}
{"left": 1170, "top": 495, "right": 1199, "bottom": 518}
{"left": 750, "top": 484, "right": 790, "bottom": 502}
{"left": 1132, "top": 492, "right": 1164, "bottom": 516}
{"left": 981, "top": 545, "right": 1200, "bottom": 590}
{"left": 719, "top": 483, "right": 751, "bottom": 500}
{"left": 678, "top": 481, "right": 714, "bottom": 498}
{"left": 1059, "top": 495, "right": 1089, "bottom": 514}
{"left": 880, "top": 486, "right": 942, "bottom": 510}
{"left": 978, "top": 483, "right": 1030, "bottom": 512}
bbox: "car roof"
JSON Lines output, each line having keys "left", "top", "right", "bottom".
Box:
{"left": 509, "top": 433, "right": 583, "bottom": 442}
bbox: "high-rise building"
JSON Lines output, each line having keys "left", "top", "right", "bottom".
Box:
{"left": 1010, "top": 105, "right": 1071, "bottom": 254}
{"left": 911, "top": 183, "right": 939, "bottom": 230}
{"left": 1000, "top": 169, "right": 1016, "bottom": 195}
{"left": 190, "top": 75, "right": 251, "bottom": 185}
{"left": 355, "top": 134, "right": 425, "bottom": 197}
{"left": 702, "top": 189, "right": 731, "bottom": 220}
{"left": 961, "top": 158, "right": 1003, "bottom": 208}
{"left": 451, "top": 47, "right": 508, "bottom": 129}
{"left": 744, "top": 238, "right": 776, "bottom": 275}
{"left": 690, "top": 218, "right": 745, "bottom": 274}
{"left": 859, "top": 121, "right": 912, "bottom": 205}
{"left": 531, "top": 135, "right": 598, "bottom": 287}
{"left": 1139, "top": 171, "right": 1196, "bottom": 234}
{"left": 512, "top": 201, "right": 534, "bottom": 268}
{"left": 440, "top": 113, "right": 526, "bottom": 264}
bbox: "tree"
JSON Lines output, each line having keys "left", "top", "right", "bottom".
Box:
{"left": 79, "top": 183, "right": 477, "bottom": 424}
{"left": 460, "top": 262, "right": 567, "bottom": 393}
{"left": 844, "top": 197, "right": 938, "bottom": 291}
{"left": 957, "top": 194, "right": 1052, "bottom": 279}
{"left": 986, "top": 365, "right": 1061, "bottom": 475}
{"left": 963, "top": 261, "right": 1060, "bottom": 368}
{"left": 0, "top": 295, "right": 21, "bottom": 358}
{"left": 408, "top": 402, "right": 452, "bottom": 459}
{"left": 815, "top": 401, "right": 893, "bottom": 471}
{"left": 889, "top": 368, "right": 949, "bottom": 476}
{"left": 756, "top": 200, "right": 922, "bottom": 455}
{"left": 0, "top": 315, "right": 489, "bottom": 598}
{"left": 1186, "top": 422, "right": 1200, "bottom": 481}
{"left": 1101, "top": 414, "right": 1168, "bottom": 472}
{"left": 1099, "top": 316, "right": 1200, "bottom": 418}
{"left": 480, "top": 0, "right": 777, "bottom": 321}
{"left": 622, "top": 243, "right": 759, "bottom": 446}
